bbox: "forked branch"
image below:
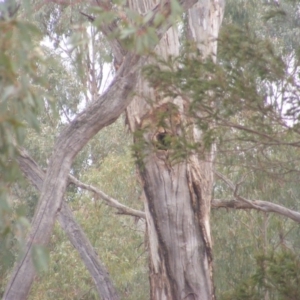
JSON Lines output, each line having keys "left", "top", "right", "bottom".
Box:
{"left": 18, "top": 147, "right": 145, "bottom": 219}
{"left": 17, "top": 147, "right": 120, "bottom": 300}
{"left": 214, "top": 171, "right": 300, "bottom": 223}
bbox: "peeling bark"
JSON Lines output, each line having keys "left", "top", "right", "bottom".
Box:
{"left": 126, "top": 1, "right": 224, "bottom": 299}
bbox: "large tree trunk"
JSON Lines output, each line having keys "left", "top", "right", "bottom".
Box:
{"left": 126, "top": 1, "right": 224, "bottom": 299}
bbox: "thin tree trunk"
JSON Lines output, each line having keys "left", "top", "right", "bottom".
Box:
{"left": 126, "top": 1, "right": 224, "bottom": 299}
{"left": 17, "top": 148, "right": 120, "bottom": 300}
{"left": 3, "top": 53, "right": 140, "bottom": 300}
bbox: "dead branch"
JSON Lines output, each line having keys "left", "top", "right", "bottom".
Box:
{"left": 215, "top": 170, "right": 263, "bottom": 210}
{"left": 68, "top": 175, "right": 146, "bottom": 219}
{"left": 213, "top": 171, "right": 300, "bottom": 223}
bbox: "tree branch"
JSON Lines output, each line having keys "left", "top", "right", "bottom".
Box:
{"left": 18, "top": 147, "right": 145, "bottom": 218}
{"left": 43, "top": 0, "right": 126, "bottom": 66}
{"left": 17, "top": 147, "right": 120, "bottom": 300}
{"left": 213, "top": 171, "right": 300, "bottom": 223}
{"left": 212, "top": 199, "right": 300, "bottom": 223}
{"left": 215, "top": 170, "right": 262, "bottom": 210}
{"left": 68, "top": 175, "right": 146, "bottom": 219}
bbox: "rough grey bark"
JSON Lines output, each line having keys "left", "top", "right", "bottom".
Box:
{"left": 126, "top": 0, "right": 224, "bottom": 299}
{"left": 17, "top": 148, "right": 120, "bottom": 300}
{"left": 3, "top": 1, "right": 198, "bottom": 299}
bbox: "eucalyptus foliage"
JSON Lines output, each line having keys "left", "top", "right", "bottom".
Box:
{"left": 0, "top": 1, "right": 51, "bottom": 286}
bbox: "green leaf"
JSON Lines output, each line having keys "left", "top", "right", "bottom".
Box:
{"left": 0, "top": 197, "right": 10, "bottom": 211}
{"left": 32, "top": 245, "right": 50, "bottom": 274}
{"left": 120, "top": 27, "right": 136, "bottom": 40}
{"left": 2, "top": 85, "right": 16, "bottom": 101}
{"left": 16, "top": 127, "right": 26, "bottom": 144}
{"left": 143, "top": 11, "right": 154, "bottom": 24}
{"left": 94, "top": 11, "right": 116, "bottom": 27}
{"left": 170, "top": 0, "right": 183, "bottom": 16}
{"left": 15, "top": 21, "right": 41, "bottom": 38}
{"left": 153, "top": 12, "right": 165, "bottom": 27}
{"left": 125, "top": 8, "right": 142, "bottom": 22}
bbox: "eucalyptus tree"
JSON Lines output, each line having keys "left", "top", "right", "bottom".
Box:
{"left": 3, "top": 0, "right": 300, "bottom": 300}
